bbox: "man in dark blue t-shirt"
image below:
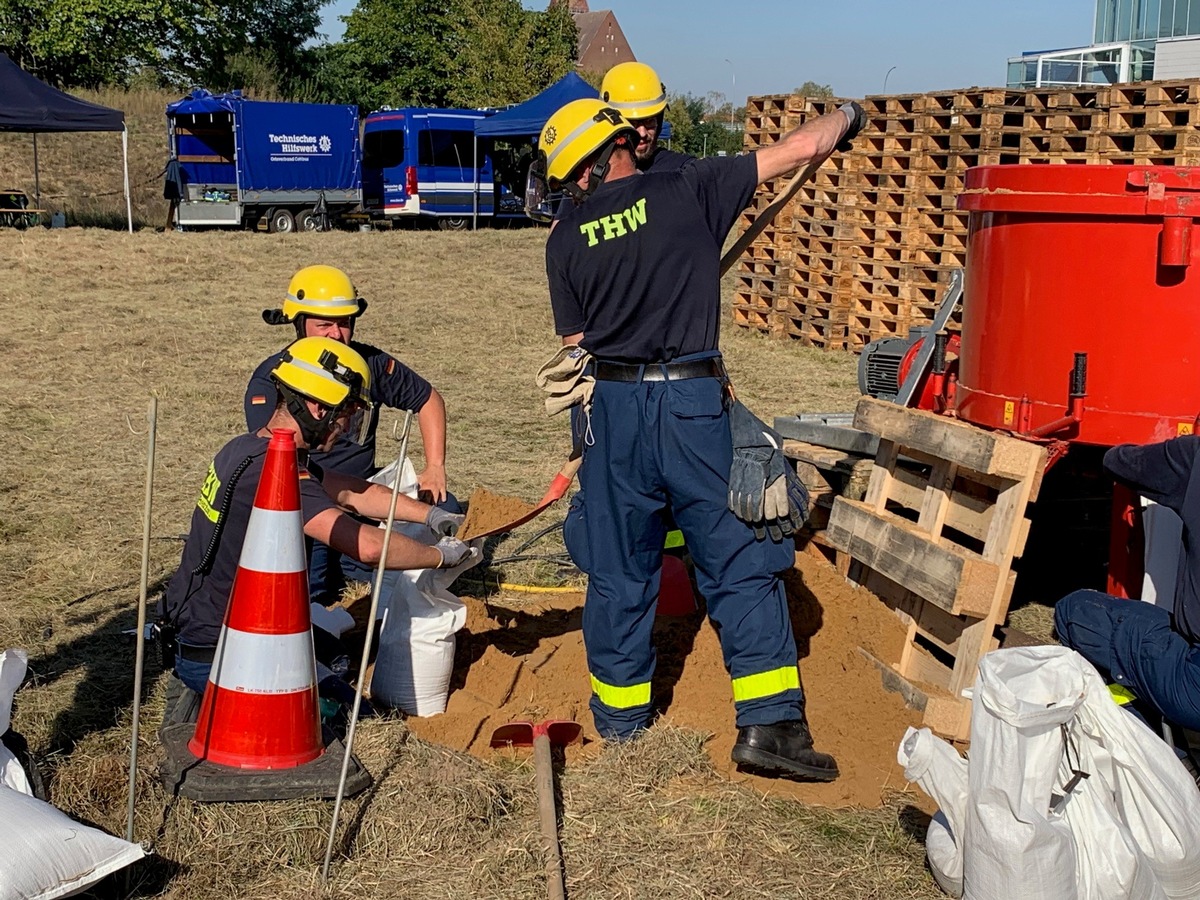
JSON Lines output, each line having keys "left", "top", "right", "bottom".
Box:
{"left": 1055, "top": 436, "right": 1200, "bottom": 733}
{"left": 246, "top": 264, "right": 456, "bottom": 604}
{"left": 532, "top": 96, "right": 865, "bottom": 781}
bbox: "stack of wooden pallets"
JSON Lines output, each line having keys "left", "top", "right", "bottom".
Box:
{"left": 731, "top": 79, "right": 1200, "bottom": 352}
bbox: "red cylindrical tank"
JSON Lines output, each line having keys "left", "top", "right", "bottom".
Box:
{"left": 956, "top": 165, "right": 1200, "bottom": 446}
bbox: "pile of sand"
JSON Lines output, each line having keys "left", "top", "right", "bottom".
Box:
{"left": 405, "top": 547, "right": 921, "bottom": 808}
{"left": 459, "top": 488, "right": 538, "bottom": 540}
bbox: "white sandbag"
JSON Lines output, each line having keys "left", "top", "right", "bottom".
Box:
{"left": 1074, "top": 662, "right": 1200, "bottom": 897}
{"left": 964, "top": 646, "right": 1084, "bottom": 900}
{"left": 0, "top": 784, "right": 144, "bottom": 899}
{"left": 368, "top": 521, "right": 483, "bottom": 716}
{"left": 309, "top": 603, "right": 355, "bottom": 639}
{"left": 0, "top": 649, "right": 28, "bottom": 736}
{"left": 897, "top": 727, "right": 968, "bottom": 898}
{"left": 0, "top": 744, "right": 31, "bottom": 796}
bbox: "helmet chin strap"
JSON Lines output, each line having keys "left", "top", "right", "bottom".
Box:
{"left": 279, "top": 385, "right": 338, "bottom": 447}
{"left": 562, "top": 138, "right": 625, "bottom": 203}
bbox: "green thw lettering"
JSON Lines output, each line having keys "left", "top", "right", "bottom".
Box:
{"left": 578, "top": 197, "right": 648, "bottom": 248}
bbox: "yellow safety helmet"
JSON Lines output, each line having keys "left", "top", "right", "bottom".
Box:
{"left": 270, "top": 336, "right": 373, "bottom": 445}
{"left": 600, "top": 62, "right": 668, "bottom": 121}
{"left": 263, "top": 264, "right": 368, "bottom": 330}
{"left": 540, "top": 99, "right": 638, "bottom": 185}
{"left": 526, "top": 99, "right": 638, "bottom": 220}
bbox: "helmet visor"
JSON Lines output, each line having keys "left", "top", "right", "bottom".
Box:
{"left": 338, "top": 400, "right": 373, "bottom": 446}
{"left": 525, "top": 157, "right": 556, "bottom": 223}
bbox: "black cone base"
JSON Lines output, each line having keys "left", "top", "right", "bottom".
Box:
{"left": 159, "top": 722, "right": 372, "bottom": 802}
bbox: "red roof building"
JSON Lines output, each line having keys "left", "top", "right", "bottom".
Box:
{"left": 551, "top": 0, "right": 636, "bottom": 75}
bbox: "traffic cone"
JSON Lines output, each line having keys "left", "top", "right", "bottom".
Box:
{"left": 188, "top": 428, "right": 324, "bottom": 769}
{"left": 657, "top": 553, "right": 697, "bottom": 617}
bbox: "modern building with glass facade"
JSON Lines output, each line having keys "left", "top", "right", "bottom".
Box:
{"left": 1007, "top": 0, "right": 1200, "bottom": 87}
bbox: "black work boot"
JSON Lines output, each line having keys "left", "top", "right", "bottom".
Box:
{"left": 732, "top": 718, "right": 839, "bottom": 782}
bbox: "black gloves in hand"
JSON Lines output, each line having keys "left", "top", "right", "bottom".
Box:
{"left": 426, "top": 506, "right": 464, "bottom": 537}
{"left": 836, "top": 100, "right": 867, "bottom": 151}
{"left": 434, "top": 536, "right": 476, "bottom": 568}
{"left": 727, "top": 401, "right": 809, "bottom": 542}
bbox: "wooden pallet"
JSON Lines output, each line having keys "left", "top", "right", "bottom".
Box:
{"left": 824, "top": 398, "right": 1047, "bottom": 741}
{"left": 783, "top": 439, "right": 873, "bottom": 530}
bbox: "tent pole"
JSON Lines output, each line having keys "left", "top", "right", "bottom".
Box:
{"left": 123, "top": 127, "right": 132, "bottom": 233}
{"left": 32, "top": 134, "right": 40, "bottom": 209}
{"left": 472, "top": 137, "right": 478, "bottom": 231}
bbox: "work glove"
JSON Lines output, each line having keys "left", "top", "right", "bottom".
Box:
{"left": 727, "top": 401, "right": 809, "bottom": 542}
{"left": 434, "top": 536, "right": 479, "bottom": 569}
{"left": 836, "top": 100, "right": 867, "bottom": 151}
{"left": 426, "top": 506, "right": 464, "bottom": 537}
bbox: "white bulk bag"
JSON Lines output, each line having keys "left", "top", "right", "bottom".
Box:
{"left": 0, "top": 650, "right": 31, "bottom": 794}
{"left": 0, "top": 785, "right": 144, "bottom": 900}
{"left": 897, "top": 727, "right": 968, "bottom": 898}
{"left": 964, "top": 646, "right": 1084, "bottom": 900}
{"left": 1074, "top": 662, "right": 1200, "bottom": 897}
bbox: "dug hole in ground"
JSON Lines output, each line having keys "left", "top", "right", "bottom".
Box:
{"left": 404, "top": 546, "right": 923, "bottom": 809}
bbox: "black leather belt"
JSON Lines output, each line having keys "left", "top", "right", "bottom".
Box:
{"left": 592, "top": 358, "right": 725, "bottom": 383}
{"left": 177, "top": 643, "right": 217, "bottom": 664}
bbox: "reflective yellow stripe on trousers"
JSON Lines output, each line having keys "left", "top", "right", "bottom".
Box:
{"left": 590, "top": 674, "right": 652, "bottom": 709}
{"left": 731, "top": 666, "right": 800, "bottom": 703}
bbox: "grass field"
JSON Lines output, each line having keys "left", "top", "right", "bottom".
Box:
{"left": 0, "top": 225, "right": 946, "bottom": 899}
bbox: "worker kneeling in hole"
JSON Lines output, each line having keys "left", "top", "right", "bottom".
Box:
{"left": 246, "top": 264, "right": 458, "bottom": 610}
{"left": 528, "top": 95, "right": 866, "bottom": 781}
{"left": 1055, "top": 435, "right": 1200, "bottom": 762}
{"left": 159, "top": 337, "right": 476, "bottom": 727}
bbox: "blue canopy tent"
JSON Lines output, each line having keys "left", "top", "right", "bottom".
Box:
{"left": 470, "top": 72, "right": 598, "bottom": 228}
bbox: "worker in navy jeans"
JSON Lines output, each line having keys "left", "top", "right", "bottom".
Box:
{"left": 1055, "top": 435, "right": 1200, "bottom": 732}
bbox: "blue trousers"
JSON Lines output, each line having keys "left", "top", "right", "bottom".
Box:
{"left": 309, "top": 490, "right": 462, "bottom": 605}
{"left": 564, "top": 362, "right": 804, "bottom": 739}
{"left": 1055, "top": 589, "right": 1200, "bottom": 732}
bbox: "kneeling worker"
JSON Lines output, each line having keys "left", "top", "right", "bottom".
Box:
{"left": 161, "top": 336, "right": 473, "bottom": 716}
{"left": 246, "top": 264, "right": 454, "bottom": 606}
{"left": 1055, "top": 435, "right": 1200, "bottom": 734}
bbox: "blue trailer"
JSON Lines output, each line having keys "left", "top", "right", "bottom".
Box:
{"left": 361, "top": 108, "right": 525, "bottom": 230}
{"left": 166, "top": 90, "right": 362, "bottom": 232}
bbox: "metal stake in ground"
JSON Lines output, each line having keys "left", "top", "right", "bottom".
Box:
{"left": 126, "top": 395, "right": 157, "bottom": 845}
{"left": 321, "top": 409, "right": 414, "bottom": 883}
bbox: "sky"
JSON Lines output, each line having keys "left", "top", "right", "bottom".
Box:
{"left": 318, "top": 0, "right": 1101, "bottom": 100}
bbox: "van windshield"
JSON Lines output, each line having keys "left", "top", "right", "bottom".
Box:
{"left": 418, "top": 130, "right": 477, "bottom": 170}
{"left": 363, "top": 129, "right": 405, "bottom": 170}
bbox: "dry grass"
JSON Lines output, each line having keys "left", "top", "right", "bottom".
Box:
{"left": 0, "top": 222, "right": 941, "bottom": 898}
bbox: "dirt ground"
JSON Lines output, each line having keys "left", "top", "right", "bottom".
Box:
{"left": 408, "top": 549, "right": 920, "bottom": 809}
{"left": 0, "top": 227, "right": 941, "bottom": 899}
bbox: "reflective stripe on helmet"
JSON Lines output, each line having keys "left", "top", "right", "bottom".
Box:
{"left": 544, "top": 115, "right": 610, "bottom": 182}
{"left": 606, "top": 93, "right": 667, "bottom": 115}
{"left": 286, "top": 292, "right": 358, "bottom": 312}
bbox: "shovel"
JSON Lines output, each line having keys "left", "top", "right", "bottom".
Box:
{"left": 469, "top": 454, "right": 583, "bottom": 540}
{"left": 491, "top": 719, "right": 583, "bottom": 900}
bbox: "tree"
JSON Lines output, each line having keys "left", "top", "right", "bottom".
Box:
{"left": 794, "top": 80, "right": 834, "bottom": 98}
{"left": 663, "top": 91, "right": 744, "bottom": 158}
{"left": 313, "top": 0, "right": 574, "bottom": 111}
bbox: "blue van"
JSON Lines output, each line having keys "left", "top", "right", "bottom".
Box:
{"left": 361, "top": 108, "right": 524, "bottom": 229}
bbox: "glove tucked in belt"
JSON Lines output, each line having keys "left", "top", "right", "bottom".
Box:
{"left": 727, "top": 401, "right": 808, "bottom": 542}
{"left": 535, "top": 344, "right": 594, "bottom": 416}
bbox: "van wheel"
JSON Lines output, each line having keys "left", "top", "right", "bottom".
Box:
{"left": 438, "top": 216, "right": 470, "bottom": 231}
{"left": 268, "top": 208, "right": 296, "bottom": 234}
{"left": 297, "top": 209, "right": 321, "bottom": 232}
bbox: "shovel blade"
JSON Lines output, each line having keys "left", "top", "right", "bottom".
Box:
{"left": 490, "top": 721, "right": 535, "bottom": 748}
{"left": 540, "top": 720, "right": 583, "bottom": 747}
